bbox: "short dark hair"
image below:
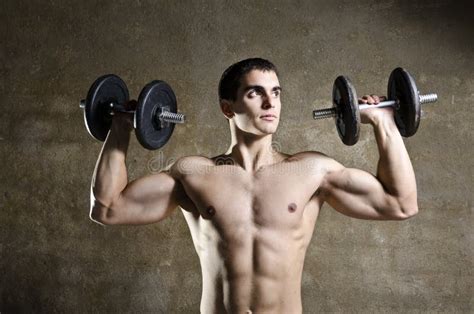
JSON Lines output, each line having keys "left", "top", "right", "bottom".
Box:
{"left": 218, "top": 58, "right": 278, "bottom": 102}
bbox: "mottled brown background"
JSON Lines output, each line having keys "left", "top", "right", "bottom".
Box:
{"left": 1, "top": 0, "right": 473, "bottom": 313}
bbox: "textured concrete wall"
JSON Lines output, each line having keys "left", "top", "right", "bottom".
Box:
{"left": 1, "top": 0, "right": 472, "bottom": 312}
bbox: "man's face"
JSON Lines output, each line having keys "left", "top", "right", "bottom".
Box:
{"left": 225, "top": 70, "right": 282, "bottom": 136}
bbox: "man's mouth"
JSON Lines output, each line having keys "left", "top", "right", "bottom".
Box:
{"left": 260, "top": 114, "right": 277, "bottom": 121}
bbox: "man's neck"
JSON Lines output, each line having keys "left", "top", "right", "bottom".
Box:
{"left": 225, "top": 132, "right": 284, "bottom": 173}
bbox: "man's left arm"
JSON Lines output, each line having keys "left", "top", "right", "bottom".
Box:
{"left": 319, "top": 95, "right": 418, "bottom": 220}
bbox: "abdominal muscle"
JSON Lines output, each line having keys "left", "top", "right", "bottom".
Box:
{"left": 193, "top": 217, "right": 311, "bottom": 314}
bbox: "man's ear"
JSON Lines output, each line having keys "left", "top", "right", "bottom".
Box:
{"left": 220, "top": 100, "right": 235, "bottom": 120}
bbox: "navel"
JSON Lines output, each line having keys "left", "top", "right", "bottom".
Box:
{"left": 288, "top": 202, "right": 297, "bottom": 213}
{"left": 206, "top": 205, "right": 216, "bottom": 217}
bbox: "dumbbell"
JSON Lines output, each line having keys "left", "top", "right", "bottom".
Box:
{"left": 312, "top": 68, "right": 438, "bottom": 145}
{"left": 80, "top": 74, "right": 186, "bottom": 150}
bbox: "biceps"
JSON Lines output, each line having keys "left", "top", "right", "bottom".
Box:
{"left": 109, "top": 172, "right": 180, "bottom": 225}
{"left": 324, "top": 168, "right": 400, "bottom": 220}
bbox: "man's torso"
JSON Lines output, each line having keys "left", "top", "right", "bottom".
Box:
{"left": 172, "top": 152, "right": 328, "bottom": 313}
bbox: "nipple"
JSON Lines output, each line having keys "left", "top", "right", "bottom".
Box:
{"left": 206, "top": 206, "right": 216, "bottom": 217}
{"left": 288, "top": 202, "right": 297, "bottom": 213}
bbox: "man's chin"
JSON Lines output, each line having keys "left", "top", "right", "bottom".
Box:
{"left": 256, "top": 127, "right": 278, "bottom": 136}
{"left": 239, "top": 124, "right": 278, "bottom": 136}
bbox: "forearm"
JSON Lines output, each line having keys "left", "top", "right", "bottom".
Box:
{"left": 91, "top": 118, "right": 132, "bottom": 208}
{"left": 372, "top": 117, "right": 418, "bottom": 211}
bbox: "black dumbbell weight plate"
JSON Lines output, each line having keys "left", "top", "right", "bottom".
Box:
{"left": 84, "top": 74, "right": 129, "bottom": 141}
{"left": 135, "top": 80, "right": 177, "bottom": 150}
{"left": 333, "top": 76, "right": 360, "bottom": 146}
{"left": 388, "top": 67, "right": 420, "bottom": 137}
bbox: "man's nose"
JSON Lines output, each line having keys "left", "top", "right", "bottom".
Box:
{"left": 262, "top": 93, "right": 274, "bottom": 109}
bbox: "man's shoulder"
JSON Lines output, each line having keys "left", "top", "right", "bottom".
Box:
{"left": 177, "top": 155, "right": 215, "bottom": 164}
{"left": 168, "top": 155, "right": 216, "bottom": 178}
{"left": 288, "top": 150, "right": 332, "bottom": 163}
{"left": 287, "top": 151, "right": 344, "bottom": 173}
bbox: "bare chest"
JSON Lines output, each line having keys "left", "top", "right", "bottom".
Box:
{"left": 180, "top": 163, "right": 322, "bottom": 231}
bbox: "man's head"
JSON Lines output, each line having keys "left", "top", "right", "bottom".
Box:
{"left": 219, "top": 58, "right": 282, "bottom": 136}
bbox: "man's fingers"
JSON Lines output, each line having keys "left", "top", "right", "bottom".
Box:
{"left": 370, "top": 94, "right": 380, "bottom": 103}
{"left": 358, "top": 95, "right": 388, "bottom": 105}
{"left": 362, "top": 95, "right": 375, "bottom": 104}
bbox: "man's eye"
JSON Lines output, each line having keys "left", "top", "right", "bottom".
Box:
{"left": 248, "top": 90, "right": 259, "bottom": 97}
{"left": 273, "top": 90, "right": 281, "bottom": 97}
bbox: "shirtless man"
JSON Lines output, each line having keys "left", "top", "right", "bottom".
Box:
{"left": 89, "top": 58, "right": 418, "bottom": 313}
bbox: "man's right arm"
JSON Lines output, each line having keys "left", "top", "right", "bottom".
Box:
{"left": 89, "top": 114, "right": 186, "bottom": 225}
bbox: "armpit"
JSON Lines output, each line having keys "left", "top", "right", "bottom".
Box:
{"left": 174, "top": 180, "right": 198, "bottom": 213}
{"left": 313, "top": 187, "right": 330, "bottom": 199}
